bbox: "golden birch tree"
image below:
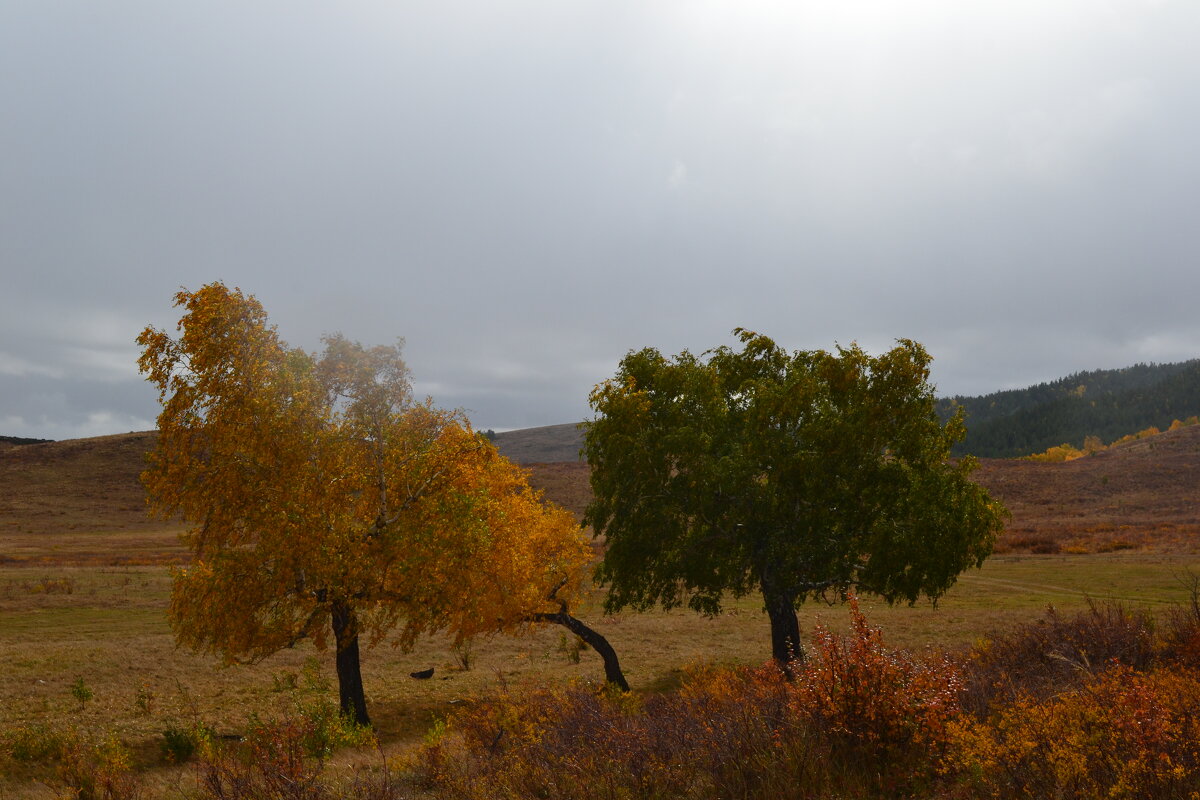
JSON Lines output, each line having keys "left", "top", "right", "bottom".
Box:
{"left": 138, "top": 283, "right": 599, "bottom": 725}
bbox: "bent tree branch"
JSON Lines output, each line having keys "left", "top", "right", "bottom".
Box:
{"left": 527, "top": 577, "right": 629, "bottom": 691}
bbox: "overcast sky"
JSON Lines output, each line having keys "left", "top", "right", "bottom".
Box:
{"left": 3, "top": 1, "right": 1199, "bottom": 440}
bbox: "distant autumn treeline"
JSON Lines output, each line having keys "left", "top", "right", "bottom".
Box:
{"left": 1023, "top": 416, "right": 1200, "bottom": 463}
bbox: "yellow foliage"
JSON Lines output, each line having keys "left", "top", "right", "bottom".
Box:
{"left": 1023, "top": 443, "right": 1086, "bottom": 463}
{"left": 1025, "top": 417, "right": 1199, "bottom": 462}
{"left": 946, "top": 665, "right": 1200, "bottom": 798}
{"left": 1112, "top": 425, "right": 1162, "bottom": 447}
{"left": 138, "top": 283, "right": 590, "bottom": 718}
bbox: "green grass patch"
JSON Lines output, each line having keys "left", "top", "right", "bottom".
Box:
{"left": 0, "top": 606, "right": 167, "bottom": 639}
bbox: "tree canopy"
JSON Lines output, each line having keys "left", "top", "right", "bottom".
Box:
{"left": 584, "top": 329, "right": 1006, "bottom": 667}
{"left": 138, "top": 283, "right": 593, "bottom": 724}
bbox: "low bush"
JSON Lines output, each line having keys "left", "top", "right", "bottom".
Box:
{"left": 946, "top": 664, "right": 1200, "bottom": 799}
{"left": 189, "top": 707, "right": 378, "bottom": 800}
{"left": 959, "top": 600, "right": 1155, "bottom": 717}
{"left": 56, "top": 732, "right": 143, "bottom": 800}
{"left": 194, "top": 716, "right": 328, "bottom": 800}
{"left": 419, "top": 598, "right": 961, "bottom": 799}
{"left": 1, "top": 721, "right": 68, "bottom": 763}
{"left": 160, "top": 722, "right": 214, "bottom": 764}
{"left": 794, "top": 598, "right": 962, "bottom": 791}
{"left": 1, "top": 723, "right": 144, "bottom": 799}
{"left": 1159, "top": 573, "right": 1200, "bottom": 669}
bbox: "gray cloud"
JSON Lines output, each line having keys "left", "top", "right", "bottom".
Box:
{"left": 3, "top": 1, "right": 1199, "bottom": 439}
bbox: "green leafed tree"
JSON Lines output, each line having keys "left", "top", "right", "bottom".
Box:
{"left": 584, "top": 329, "right": 1006, "bottom": 669}
{"left": 138, "top": 284, "right": 598, "bottom": 726}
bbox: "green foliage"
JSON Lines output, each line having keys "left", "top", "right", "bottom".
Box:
{"left": 556, "top": 632, "right": 588, "bottom": 664}
{"left": 584, "top": 329, "right": 1005, "bottom": 663}
{"left": 293, "top": 699, "right": 376, "bottom": 759}
{"left": 1, "top": 721, "right": 68, "bottom": 763}
{"left": 134, "top": 683, "right": 155, "bottom": 714}
{"left": 70, "top": 676, "right": 94, "bottom": 709}
{"left": 938, "top": 359, "right": 1200, "bottom": 458}
{"left": 267, "top": 656, "right": 376, "bottom": 759}
{"left": 160, "top": 724, "right": 210, "bottom": 764}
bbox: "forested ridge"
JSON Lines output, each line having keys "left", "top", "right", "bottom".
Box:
{"left": 0, "top": 434, "right": 53, "bottom": 446}
{"left": 938, "top": 359, "right": 1200, "bottom": 458}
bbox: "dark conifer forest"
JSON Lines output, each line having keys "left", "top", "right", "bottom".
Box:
{"left": 938, "top": 359, "right": 1200, "bottom": 458}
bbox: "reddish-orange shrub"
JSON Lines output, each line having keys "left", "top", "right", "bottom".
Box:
{"left": 419, "top": 601, "right": 962, "bottom": 799}
{"left": 1159, "top": 576, "right": 1200, "bottom": 669}
{"left": 790, "top": 597, "right": 962, "bottom": 791}
{"left": 194, "top": 717, "right": 326, "bottom": 800}
{"left": 189, "top": 710, "right": 383, "bottom": 800}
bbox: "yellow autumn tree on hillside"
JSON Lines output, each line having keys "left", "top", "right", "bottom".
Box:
{"left": 137, "top": 283, "right": 607, "bottom": 726}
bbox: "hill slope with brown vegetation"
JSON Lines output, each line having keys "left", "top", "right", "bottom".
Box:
{"left": 974, "top": 422, "right": 1200, "bottom": 553}
{"left": 2, "top": 424, "right": 1197, "bottom": 562}
{"left": 0, "top": 432, "right": 187, "bottom": 565}
{"left": 492, "top": 422, "right": 584, "bottom": 463}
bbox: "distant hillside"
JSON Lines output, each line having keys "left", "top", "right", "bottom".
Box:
{"left": 0, "top": 431, "right": 585, "bottom": 561}
{"left": 0, "top": 431, "right": 192, "bottom": 565}
{"left": 0, "top": 435, "right": 54, "bottom": 448}
{"left": 3, "top": 425, "right": 1197, "bottom": 557}
{"left": 492, "top": 359, "right": 1200, "bottom": 463}
{"left": 938, "top": 360, "right": 1200, "bottom": 458}
{"left": 971, "top": 423, "right": 1200, "bottom": 553}
{"left": 492, "top": 423, "right": 585, "bottom": 464}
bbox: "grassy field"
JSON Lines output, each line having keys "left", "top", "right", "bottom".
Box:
{"left": 3, "top": 431, "right": 1200, "bottom": 797}
{"left": 4, "top": 538, "right": 1200, "bottom": 797}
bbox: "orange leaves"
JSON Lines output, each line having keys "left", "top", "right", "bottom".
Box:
{"left": 140, "top": 283, "right": 590, "bottom": 680}
{"left": 793, "top": 596, "right": 962, "bottom": 768}
{"left": 946, "top": 665, "right": 1200, "bottom": 798}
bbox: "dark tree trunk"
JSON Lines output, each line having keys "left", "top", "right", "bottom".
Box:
{"left": 530, "top": 611, "right": 630, "bottom": 692}
{"left": 331, "top": 600, "right": 371, "bottom": 727}
{"left": 761, "top": 580, "right": 803, "bottom": 674}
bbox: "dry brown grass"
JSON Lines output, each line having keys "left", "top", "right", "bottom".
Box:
{"left": 523, "top": 462, "right": 592, "bottom": 520}
{"left": 972, "top": 424, "right": 1200, "bottom": 554}
{"left": 7, "top": 551, "right": 1200, "bottom": 798}
{"left": 0, "top": 432, "right": 188, "bottom": 567}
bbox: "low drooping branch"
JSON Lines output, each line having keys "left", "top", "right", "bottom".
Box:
{"left": 526, "top": 577, "right": 630, "bottom": 692}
